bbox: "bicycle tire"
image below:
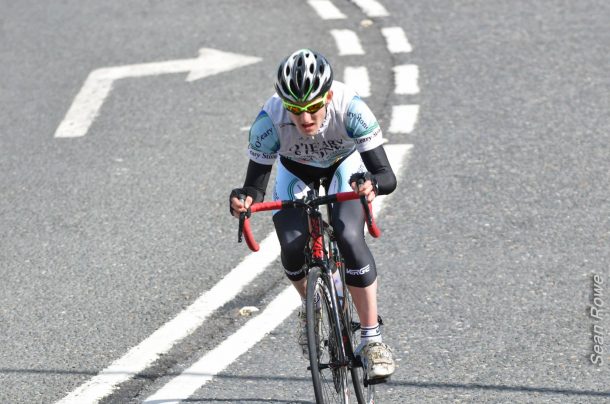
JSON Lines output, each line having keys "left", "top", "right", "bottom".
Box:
{"left": 306, "top": 265, "right": 350, "bottom": 403}
{"left": 332, "top": 248, "right": 374, "bottom": 404}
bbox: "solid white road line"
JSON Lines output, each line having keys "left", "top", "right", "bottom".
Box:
{"left": 330, "top": 29, "right": 366, "bottom": 55}
{"left": 144, "top": 144, "right": 412, "bottom": 403}
{"left": 344, "top": 67, "right": 371, "bottom": 98}
{"left": 350, "top": 0, "right": 389, "bottom": 17}
{"left": 55, "top": 235, "right": 281, "bottom": 404}
{"left": 307, "top": 0, "right": 346, "bottom": 19}
{"left": 381, "top": 27, "right": 413, "bottom": 53}
{"left": 393, "top": 64, "right": 420, "bottom": 95}
{"left": 389, "top": 105, "right": 420, "bottom": 134}
{"left": 143, "top": 287, "right": 301, "bottom": 404}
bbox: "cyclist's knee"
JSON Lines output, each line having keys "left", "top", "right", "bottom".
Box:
{"left": 335, "top": 224, "right": 365, "bottom": 248}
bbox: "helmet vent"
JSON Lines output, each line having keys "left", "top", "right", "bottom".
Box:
{"left": 281, "top": 81, "right": 291, "bottom": 96}
{"left": 304, "top": 78, "right": 311, "bottom": 94}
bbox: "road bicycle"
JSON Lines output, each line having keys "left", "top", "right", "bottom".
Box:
{"left": 237, "top": 180, "right": 386, "bottom": 403}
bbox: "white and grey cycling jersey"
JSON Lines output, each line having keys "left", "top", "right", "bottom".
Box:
{"left": 247, "top": 81, "right": 384, "bottom": 168}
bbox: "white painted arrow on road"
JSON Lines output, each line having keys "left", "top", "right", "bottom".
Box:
{"left": 54, "top": 48, "right": 261, "bottom": 138}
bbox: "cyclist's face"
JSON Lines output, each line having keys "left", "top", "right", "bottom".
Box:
{"left": 288, "top": 92, "right": 332, "bottom": 136}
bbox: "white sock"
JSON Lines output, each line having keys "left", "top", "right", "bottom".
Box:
{"left": 360, "top": 323, "right": 382, "bottom": 345}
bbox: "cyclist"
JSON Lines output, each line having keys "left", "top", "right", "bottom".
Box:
{"left": 229, "top": 49, "right": 396, "bottom": 380}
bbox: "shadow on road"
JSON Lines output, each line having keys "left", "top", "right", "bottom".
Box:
{"left": 3, "top": 368, "right": 609, "bottom": 400}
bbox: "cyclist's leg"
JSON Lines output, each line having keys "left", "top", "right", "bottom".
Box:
{"left": 271, "top": 160, "right": 315, "bottom": 350}
{"left": 327, "top": 151, "right": 379, "bottom": 326}
{"left": 329, "top": 152, "right": 396, "bottom": 380}
{"left": 332, "top": 199, "right": 379, "bottom": 327}
{"left": 271, "top": 159, "right": 313, "bottom": 294}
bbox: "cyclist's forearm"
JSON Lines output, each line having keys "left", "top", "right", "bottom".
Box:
{"left": 242, "top": 159, "right": 273, "bottom": 202}
{"left": 360, "top": 146, "right": 397, "bottom": 195}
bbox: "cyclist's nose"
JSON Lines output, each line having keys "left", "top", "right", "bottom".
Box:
{"left": 297, "top": 112, "right": 314, "bottom": 121}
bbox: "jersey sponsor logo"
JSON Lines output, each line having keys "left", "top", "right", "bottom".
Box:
{"left": 346, "top": 265, "right": 371, "bottom": 276}
{"left": 354, "top": 127, "right": 381, "bottom": 144}
{"left": 288, "top": 139, "right": 345, "bottom": 158}
{"left": 248, "top": 149, "right": 276, "bottom": 160}
{"left": 253, "top": 127, "right": 274, "bottom": 149}
{"left": 347, "top": 111, "right": 369, "bottom": 133}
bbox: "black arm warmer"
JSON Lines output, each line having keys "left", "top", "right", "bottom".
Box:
{"left": 242, "top": 160, "right": 273, "bottom": 202}
{"left": 360, "top": 146, "right": 397, "bottom": 195}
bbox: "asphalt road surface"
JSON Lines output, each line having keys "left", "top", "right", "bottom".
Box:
{"left": 1, "top": 1, "right": 609, "bottom": 403}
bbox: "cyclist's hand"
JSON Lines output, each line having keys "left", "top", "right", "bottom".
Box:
{"left": 229, "top": 189, "right": 253, "bottom": 218}
{"left": 351, "top": 180, "right": 376, "bottom": 203}
{"left": 349, "top": 172, "right": 378, "bottom": 203}
{"left": 230, "top": 196, "right": 253, "bottom": 218}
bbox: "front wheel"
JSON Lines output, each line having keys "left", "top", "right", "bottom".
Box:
{"left": 306, "top": 266, "right": 350, "bottom": 403}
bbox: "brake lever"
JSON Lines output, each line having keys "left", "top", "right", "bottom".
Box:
{"left": 237, "top": 194, "right": 247, "bottom": 243}
{"left": 356, "top": 178, "right": 374, "bottom": 227}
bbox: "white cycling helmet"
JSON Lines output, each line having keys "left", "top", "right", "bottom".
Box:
{"left": 275, "top": 49, "right": 333, "bottom": 103}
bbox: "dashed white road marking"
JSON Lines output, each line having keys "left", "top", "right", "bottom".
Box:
{"left": 393, "top": 64, "right": 420, "bottom": 95}
{"left": 307, "top": 0, "right": 347, "bottom": 19}
{"left": 381, "top": 27, "right": 413, "bottom": 53}
{"left": 389, "top": 105, "right": 420, "bottom": 134}
{"left": 144, "top": 144, "right": 412, "bottom": 403}
{"left": 330, "top": 29, "right": 366, "bottom": 55}
{"left": 344, "top": 66, "right": 371, "bottom": 98}
{"left": 350, "top": 0, "right": 389, "bottom": 17}
{"left": 55, "top": 236, "right": 282, "bottom": 404}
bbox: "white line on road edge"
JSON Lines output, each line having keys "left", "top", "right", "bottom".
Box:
{"left": 350, "top": 0, "right": 389, "bottom": 17}
{"left": 389, "top": 105, "right": 420, "bottom": 134}
{"left": 55, "top": 235, "right": 281, "bottom": 404}
{"left": 344, "top": 67, "right": 371, "bottom": 98}
{"left": 393, "top": 65, "right": 420, "bottom": 95}
{"left": 144, "top": 144, "right": 412, "bottom": 403}
{"left": 307, "top": 0, "right": 346, "bottom": 19}
{"left": 143, "top": 287, "right": 302, "bottom": 404}
{"left": 330, "top": 29, "right": 366, "bottom": 55}
{"left": 381, "top": 27, "right": 413, "bottom": 53}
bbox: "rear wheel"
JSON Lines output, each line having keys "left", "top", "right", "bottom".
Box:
{"left": 307, "top": 266, "right": 350, "bottom": 403}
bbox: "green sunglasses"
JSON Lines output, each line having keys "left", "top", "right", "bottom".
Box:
{"left": 282, "top": 92, "right": 329, "bottom": 115}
